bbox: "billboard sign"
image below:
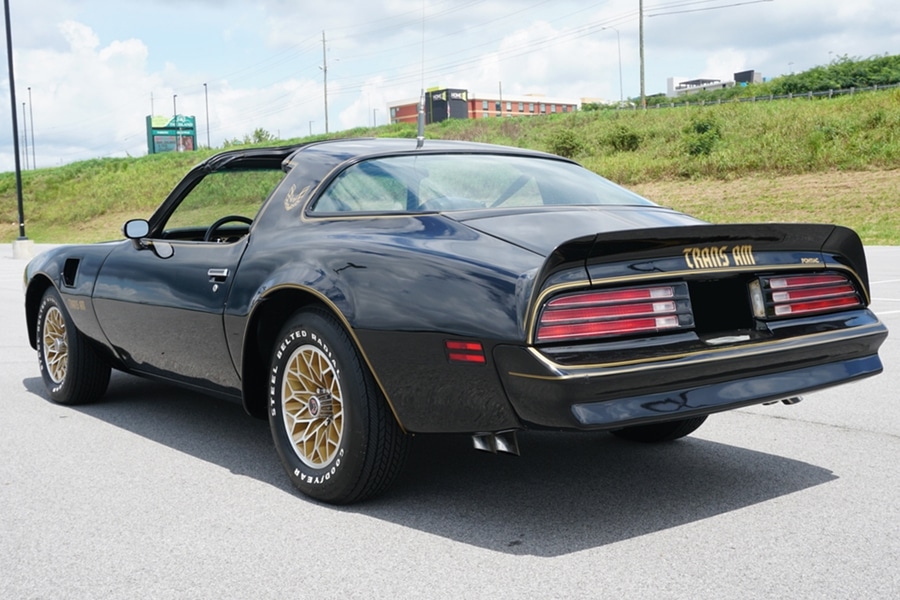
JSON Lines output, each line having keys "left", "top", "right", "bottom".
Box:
{"left": 146, "top": 115, "right": 197, "bottom": 154}
{"left": 425, "top": 88, "right": 469, "bottom": 123}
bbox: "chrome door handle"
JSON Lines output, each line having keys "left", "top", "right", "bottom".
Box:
{"left": 208, "top": 268, "right": 229, "bottom": 282}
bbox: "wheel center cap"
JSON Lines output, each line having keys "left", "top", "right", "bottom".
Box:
{"left": 308, "top": 388, "right": 334, "bottom": 418}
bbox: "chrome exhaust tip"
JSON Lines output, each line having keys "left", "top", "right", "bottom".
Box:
{"left": 472, "top": 430, "right": 520, "bottom": 456}
{"left": 763, "top": 396, "right": 803, "bottom": 406}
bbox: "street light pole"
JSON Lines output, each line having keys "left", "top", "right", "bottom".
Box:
{"left": 28, "top": 86, "right": 34, "bottom": 168}
{"left": 203, "top": 83, "right": 210, "bottom": 148}
{"left": 321, "top": 30, "right": 329, "bottom": 134}
{"left": 21, "top": 101, "right": 28, "bottom": 169}
{"left": 602, "top": 26, "right": 623, "bottom": 103}
{"left": 173, "top": 94, "right": 180, "bottom": 151}
{"left": 3, "top": 0, "right": 27, "bottom": 242}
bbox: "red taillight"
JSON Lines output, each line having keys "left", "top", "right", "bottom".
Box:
{"left": 536, "top": 284, "right": 693, "bottom": 343}
{"left": 751, "top": 273, "right": 862, "bottom": 318}
{"left": 445, "top": 340, "right": 486, "bottom": 364}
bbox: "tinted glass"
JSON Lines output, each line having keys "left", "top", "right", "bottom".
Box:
{"left": 310, "top": 154, "right": 656, "bottom": 214}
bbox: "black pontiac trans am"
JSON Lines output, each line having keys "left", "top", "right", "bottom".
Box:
{"left": 24, "top": 138, "right": 888, "bottom": 503}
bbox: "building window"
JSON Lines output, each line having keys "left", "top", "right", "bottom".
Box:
{"left": 481, "top": 112, "right": 489, "bottom": 118}
{"left": 551, "top": 104, "right": 556, "bottom": 113}
{"left": 529, "top": 103, "right": 535, "bottom": 113}
{"left": 518, "top": 102, "right": 524, "bottom": 112}
{"left": 540, "top": 103, "right": 546, "bottom": 113}
{"left": 482, "top": 100, "right": 488, "bottom": 110}
{"left": 391, "top": 107, "right": 397, "bottom": 117}
{"left": 495, "top": 101, "right": 501, "bottom": 113}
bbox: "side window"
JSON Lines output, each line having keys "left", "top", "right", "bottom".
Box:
{"left": 421, "top": 160, "right": 541, "bottom": 208}
{"left": 312, "top": 162, "right": 408, "bottom": 213}
{"left": 162, "top": 169, "right": 284, "bottom": 240}
{"left": 309, "top": 155, "right": 655, "bottom": 214}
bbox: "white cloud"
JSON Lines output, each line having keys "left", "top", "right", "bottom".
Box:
{"left": 2, "top": 0, "right": 900, "bottom": 172}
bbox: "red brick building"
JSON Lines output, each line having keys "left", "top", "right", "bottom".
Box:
{"left": 388, "top": 88, "right": 580, "bottom": 125}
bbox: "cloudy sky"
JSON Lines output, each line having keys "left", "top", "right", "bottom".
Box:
{"left": 1, "top": 0, "right": 898, "bottom": 172}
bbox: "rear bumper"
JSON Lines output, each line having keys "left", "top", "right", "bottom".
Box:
{"left": 493, "top": 311, "right": 887, "bottom": 430}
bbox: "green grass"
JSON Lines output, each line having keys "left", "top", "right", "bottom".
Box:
{"left": 3, "top": 89, "right": 900, "bottom": 244}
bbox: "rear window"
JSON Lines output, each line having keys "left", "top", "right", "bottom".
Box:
{"left": 309, "top": 154, "right": 655, "bottom": 214}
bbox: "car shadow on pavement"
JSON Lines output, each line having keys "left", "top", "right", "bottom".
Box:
{"left": 24, "top": 371, "right": 837, "bottom": 558}
{"left": 369, "top": 430, "right": 836, "bottom": 557}
{"left": 24, "top": 372, "right": 293, "bottom": 494}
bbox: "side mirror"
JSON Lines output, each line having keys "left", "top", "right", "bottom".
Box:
{"left": 123, "top": 219, "right": 150, "bottom": 239}
{"left": 122, "top": 219, "right": 172, "bottom": 258}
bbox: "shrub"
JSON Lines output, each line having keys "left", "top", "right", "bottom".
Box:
{"left": 547, "top": 128, "right": 584, "bottom": 158}
{"left": 608, "top": 125, "right": 641, "bottom": 152}
{"left": 683, "top": 114, "right": 723, "bottom": 156}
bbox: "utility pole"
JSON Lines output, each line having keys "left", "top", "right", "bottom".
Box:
{"left": 322, "top": 31, "right": 329, "bottom": 134}
{"left": 639, "top": 0, "right": 646, "bottom": 108}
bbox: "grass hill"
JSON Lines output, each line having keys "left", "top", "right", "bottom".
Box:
{"left": 2, "top": 86, "right": 899, "bottom": 245}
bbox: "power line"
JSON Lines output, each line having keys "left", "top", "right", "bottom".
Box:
{"left": 648, "top": 0, "right": 773, "bottom": 17}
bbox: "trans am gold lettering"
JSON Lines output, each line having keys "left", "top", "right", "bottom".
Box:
{"left": 683, "top": 246, "right": 730, "bottom": 269}
{"left": 684, "top": 244, "right": 755, "bottom": 269}
{"left": 732, "top": 244, "right": 756, "bottom": 266}
{"left": 65, "top": 298, "right": 86, "bottom": 312}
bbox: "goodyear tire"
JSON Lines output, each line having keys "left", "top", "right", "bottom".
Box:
{"left": 36, "top": 287, "right": 111, "bottom": 405}
{"left": 610, "top": 416, "right": 708, "bottom": 443}
{"left": 268, "top": 307, "right": 408, "bottom": 504}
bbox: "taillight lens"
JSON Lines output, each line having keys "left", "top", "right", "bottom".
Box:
{"left": 536, "top": 283, "right": 694, "bottom": 343}
{"left": 749, "top": 273, "right": 862, "bottom": 319}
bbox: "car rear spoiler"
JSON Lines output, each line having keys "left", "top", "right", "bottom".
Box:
{"left": 538, "top": 223, "right": 870, "bottom": 295}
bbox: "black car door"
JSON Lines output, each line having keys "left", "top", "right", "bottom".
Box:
{"left": 92, "top": 238, "right": 247, "bottom": 395}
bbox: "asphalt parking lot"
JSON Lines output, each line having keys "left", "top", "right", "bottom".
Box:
{"left": 1, "top": 244, "right": 898, "bottom": 599}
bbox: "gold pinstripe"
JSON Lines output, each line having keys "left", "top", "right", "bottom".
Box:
{"left": 254, "top": 283, "right": 407, "bottom": 433}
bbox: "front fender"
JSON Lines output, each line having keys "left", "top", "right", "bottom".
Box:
{"left": 24, "top": 243, "right": 118, "bottom": 351}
